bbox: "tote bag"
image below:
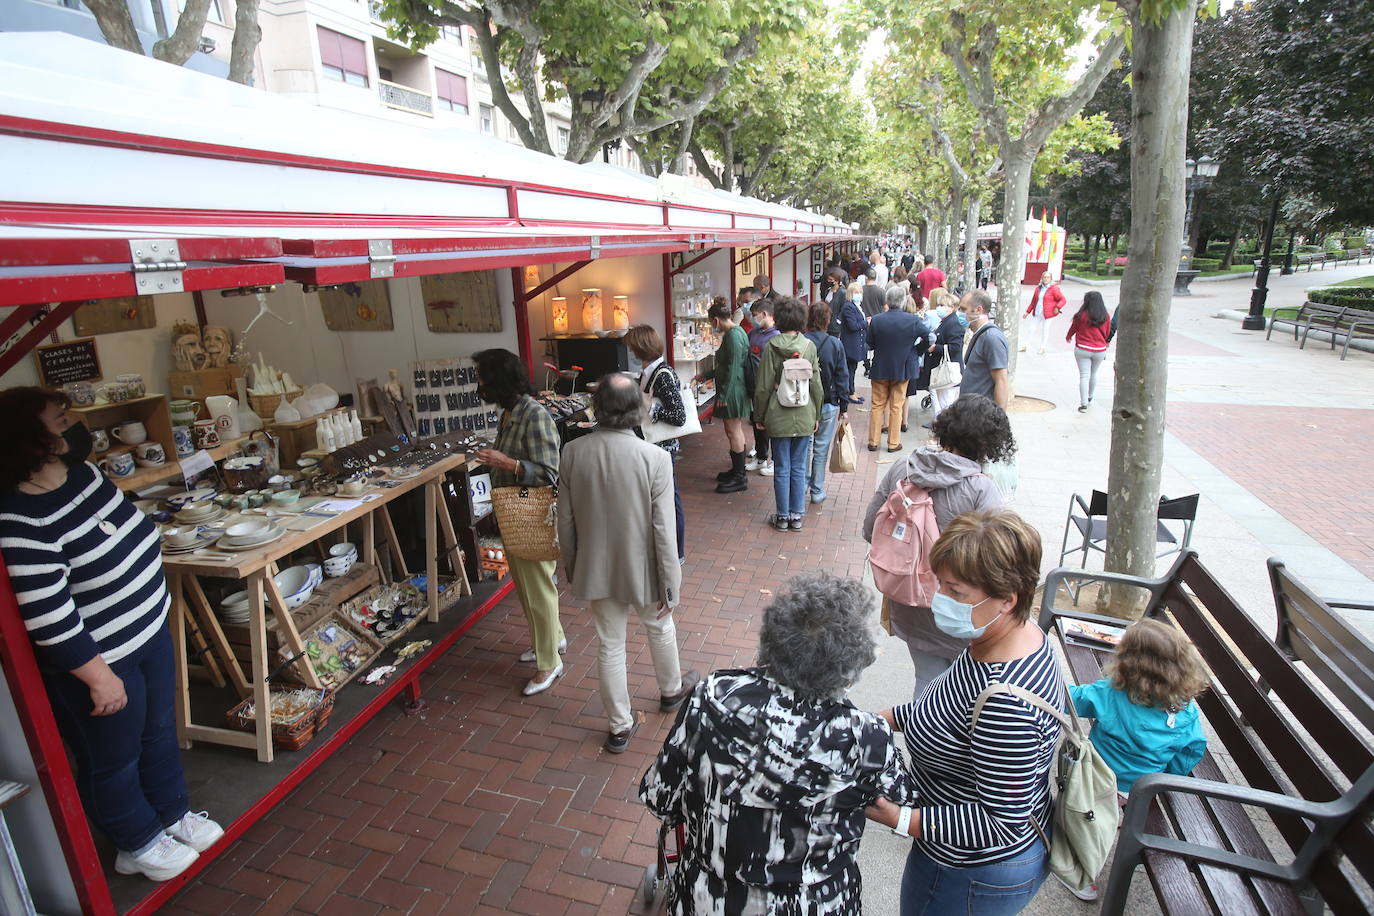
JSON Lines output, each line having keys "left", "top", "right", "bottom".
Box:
{"left": 491, "top": 485, "right": 559, "bottom": 561}
{"left": 928, "top": 345, "right": 962, "bottom": 390}
{"left": 641, "top": 366, "right": 702, "bottom": 444}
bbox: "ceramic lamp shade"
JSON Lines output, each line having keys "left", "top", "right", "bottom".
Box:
{"left": 551, "top": 296, "right": 569, "bottom": 333}
{"left": 612, "top": 295, "right": 630, "bottom": 330}
{"left": 581, "top": 289, "right": 603, "bottom": 333}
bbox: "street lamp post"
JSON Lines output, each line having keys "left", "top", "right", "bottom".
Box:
{"left": 1174, "top": 155, "right": 1220, "bottom": 295}
{"left": 1242, "top": 194, "right": 1282, "bottom": 330}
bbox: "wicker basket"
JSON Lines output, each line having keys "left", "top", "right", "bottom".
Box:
{"left": 248, "top": 388, "right": 302, "bottom": 421}
{"left": 490, "top": 485, "right": 560, "bottom": 561}
{"left": 226, "top": 688, "right": 334, "bottom": 751}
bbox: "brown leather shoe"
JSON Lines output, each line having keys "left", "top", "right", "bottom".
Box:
{"left": 660, "top": 670, "right": 702, "bottom": 712}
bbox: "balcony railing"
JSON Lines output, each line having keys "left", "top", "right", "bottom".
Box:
{"left": 378, "top": 79, "right": 433, "bottom": 116}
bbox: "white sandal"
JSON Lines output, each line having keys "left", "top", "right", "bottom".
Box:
{"left": 522, "top": 663, "right": 564, "bottom": 696}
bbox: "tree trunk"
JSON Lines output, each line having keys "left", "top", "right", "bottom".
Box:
{"left": 996, "top": 150, "right": 1035, "bottom": 372}
{"left": 1104, "top": 0, "right": 1199, "bottom": 613}
{"left": 227, "top": 0, "right": 262, "bottom": 85}
{"left": 965, "top": 193, "right": 982, "bottom": 290}
{"left": 152, "top": 0, "right": 212, "bottom": 65}
{"left": 1220, "top": 227, "right": 1240, "bottom": 269}
{"left": 83, "top": 0, "right": 144, "bottom": 55}
{"left": 946, "top": 189, "right": 964, "bottom": 277}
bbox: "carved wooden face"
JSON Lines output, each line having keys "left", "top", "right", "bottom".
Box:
{"left": 174, "top": 331, "right": 206, "bottom": 370}
{"left": 202, "top": 326, "right": 231, "bottom": 356}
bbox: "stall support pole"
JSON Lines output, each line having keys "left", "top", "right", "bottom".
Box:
{"left": 511, "top": 267, "right": 533, "bottom": 380}
{"left": 0, "top": 559, "right": 117, "bottom": 916}
{"left": 661, "top": 253, "right": 674, "bottom": 368}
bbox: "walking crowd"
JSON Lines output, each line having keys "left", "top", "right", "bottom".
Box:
{"left": 0, "top": 240, "right": 1177, "bottom": 911}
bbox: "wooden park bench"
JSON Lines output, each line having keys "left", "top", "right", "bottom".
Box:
{"left": 1266, "top": 300, "right": 1374, "bottom": 360}
{"left": 1038, "top": 551, "right": 1374, "bottom": 915}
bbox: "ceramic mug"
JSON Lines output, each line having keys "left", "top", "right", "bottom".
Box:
{"left": 192, "top": 420, "right": 220, "bottom": 449}
{"left": 95, "top": 382, "right": 127, "bottom": 404}
{"left": 99, "top": 449, "right": 136, "bottom": 478}
{"left": 111, "top": 420, "right": 147, "bottom": 446}
{"left": 117, "top": 373, "right": 146, "bottom": 399}
{"left": 170, "top": 399, "right": 201, "bottom": 427}
{"left": 172, "top": 426, "right": 195, "bottom": 458}
{"left": 135, "top": 441, "right": 166, "bottom": 467}
{"left": 89, "top": 427, "right": 110, "bottom": 453}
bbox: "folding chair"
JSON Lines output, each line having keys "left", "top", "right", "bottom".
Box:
{"left": 1058, "top": 491, "right": 1199, "bottom": 601}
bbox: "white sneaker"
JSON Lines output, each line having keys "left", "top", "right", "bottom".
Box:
{"left": 746, "top": 449, "right": 757, "bottom": 459}
{"left": 744, "top": 458, "right": 761, "bottom": 471}
{"left": 1052, "top": 872, "right": 1099, "bottom": 902}
{"left": 166, "top": 810, "right": 223, "bottom": 853}
{"left": 759, "top": 460, "right": 775, "bottom": 477}
{"left": 520, "top": 638, "right": 568, "bottom": 664}
{"left": 522, "top": 663, "right": 564, "bottom": 696}
{"left": 114, "top": 834, "right": 198, "bottom": 882}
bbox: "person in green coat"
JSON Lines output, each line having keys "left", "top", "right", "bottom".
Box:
{"left": 706, "top": 297, "right": 752, "bottom": 494}
{"left": 753, "top": 297, "right": 823, "bottom": 531}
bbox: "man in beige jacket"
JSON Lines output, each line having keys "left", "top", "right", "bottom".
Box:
{"left": 559, "top": 373, "right": 700, "bottom": 753}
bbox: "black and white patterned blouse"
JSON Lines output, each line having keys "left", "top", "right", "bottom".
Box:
{"left": 641, "top": 357, "right": 687, "bottom": 454}
{"left": 641, "top": 668, "right": 917, "bottom": 915}
{"left": 893, "top": 634, "right": 1064, "bottom": 867}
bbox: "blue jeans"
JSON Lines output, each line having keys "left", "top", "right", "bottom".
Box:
{"left": 901, "top": 836, "right": 1048, "bottom": 916}
{"left": 770, "top": 436, "right": 810, "bottom": 518}
{"left": 43, "top": 627, "right": 190, "bottom": 853}
{"left": 807, "top": 403, "right": 840, "bottom": 500}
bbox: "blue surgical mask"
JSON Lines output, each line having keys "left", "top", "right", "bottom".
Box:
{"left": 931, "top": 592, "right": 1000, "bottom": 640}
{"left": 850, "top": 293, "right": 861, "bottom": 303}
{"left": 934, "top": 306, "right": 950, "bottom": 319}
{"left": 955, "top": 311, "right": 971, "bottom": 327}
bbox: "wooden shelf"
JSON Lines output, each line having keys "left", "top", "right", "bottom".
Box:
{"left": 117, "top": 435, "right": 249, "bottom": 493}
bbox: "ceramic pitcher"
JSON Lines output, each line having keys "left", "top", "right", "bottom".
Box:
{"left": 206, "top": 395, "right": 241, "bottom": 440}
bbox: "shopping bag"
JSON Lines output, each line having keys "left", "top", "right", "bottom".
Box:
{"left": 830, "top": 417, "right": 856, "bottom": 473}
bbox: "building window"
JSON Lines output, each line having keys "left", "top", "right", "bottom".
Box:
{"left": 317, "top": 26, "right": 369, "bottom": 87}
{"left": 441, "top": 25, "right": 464, "bottom": 46}
{"left": 435, "top": 69, "right": 469, "bottom": 115}
{"left": 480, "top": 104, "right": 495, "bottom": 135}
{"left": 557, "top": 127, "right": 570, "bottom": 156}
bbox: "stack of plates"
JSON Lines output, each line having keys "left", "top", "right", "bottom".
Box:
{"left": 161, "top": 533, "right": 215, "bottom": 554}
{"left": 175, "top": 502, "right": 225, "bottom": 526}
{"left": 216, "top": 520, "right": 286, "bottom": 551}
{"left": 219, "top": 590, "right": 250, "bottom": 624}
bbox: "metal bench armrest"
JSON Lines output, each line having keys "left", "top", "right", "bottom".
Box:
{"left": 1039, "top": 564, "right": 1175, "bottom": 629}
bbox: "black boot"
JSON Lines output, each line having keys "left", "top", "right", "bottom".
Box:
{"left": 716, "top": 451, "right": 748, "bottom": 493}
{"left": 717, "top": 449, "right": 738, "bottom": 481}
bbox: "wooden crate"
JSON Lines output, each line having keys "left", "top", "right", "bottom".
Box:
{"left": 167, "top": 366, "right": 244, "bottom": 414}
{"left": 269, "top": 407, "right": 349, "bottom": 467}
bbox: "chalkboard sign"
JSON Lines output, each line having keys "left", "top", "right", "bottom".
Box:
{"left": 34, "top": 337, "right": 101, "bottom": 387}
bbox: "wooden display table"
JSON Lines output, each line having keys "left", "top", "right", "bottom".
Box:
{"left": 162, "top": 453, "right": 470, "bottom": 762}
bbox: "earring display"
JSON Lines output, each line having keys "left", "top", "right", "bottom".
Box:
{"left": 410, "top": 358, "right": 499, "bottom": 441}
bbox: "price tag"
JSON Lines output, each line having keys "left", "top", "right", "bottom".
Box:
{"left": 469, "top": 472, "right": 492, "bottom": 506}
{"left": 178, "top": 450, "right": 215, "bottom": 481}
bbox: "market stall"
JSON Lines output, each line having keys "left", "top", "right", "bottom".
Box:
{"left": 0, "top": 32, "right": 861, "bottom": 916}
{"left": 977, "top": 215, "right": 1067, "bottom": 284}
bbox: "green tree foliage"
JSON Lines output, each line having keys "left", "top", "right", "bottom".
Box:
{"left": 383, "top": 0, "right": 810, "bottom": 162}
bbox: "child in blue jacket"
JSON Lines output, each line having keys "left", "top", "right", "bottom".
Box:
{"left": 1069, "top": 618, "right": 1209, "bottom": 795}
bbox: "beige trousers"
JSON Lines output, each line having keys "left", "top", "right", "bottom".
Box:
{"left": 589, "top": 597, "right": 683, "bottom": 734}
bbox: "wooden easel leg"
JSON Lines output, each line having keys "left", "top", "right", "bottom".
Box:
{"left": 378, "top": 503, "right": 410, "bottom": 580}
{"left": 169, "top": 572, "right": 192, "bottom": 750}
{"left": 263, "top": 574, "right": 323, "bottom": 689}
{"left": 424, "top": 480, "right": 438, "bottom": 622}
{"left": 185, "top": 575, "right": 249, "bottom": 695}
{"left": 246, "top": 571, "right": 274, "bottom": 764}
{"left": 437, "top": 486, "right": 472, "bottom": 597}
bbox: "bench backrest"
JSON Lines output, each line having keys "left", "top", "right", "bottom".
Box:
{"left": 1156, "top": 554, "right": 1374, "bottom": 912}
{"left": 1268, "top": 558, "right": 1374, "bottom": 736}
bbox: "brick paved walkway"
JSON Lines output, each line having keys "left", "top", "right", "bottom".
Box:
{"left": 165, "top": 411, "right": 886, "bottom": 915}
{"left": 1167, "top": 403, "right": 1374, "bottom": 580}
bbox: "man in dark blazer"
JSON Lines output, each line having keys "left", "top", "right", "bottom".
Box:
{"left": 865, "top": 285, "right": 929, "bottom": 452}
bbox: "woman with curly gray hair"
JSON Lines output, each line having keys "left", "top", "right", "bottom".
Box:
{"left": 640, "top": 573, "right": 915, "bottom": 915}
{"left": 862, "top": 394, "right": 1015, "bottom": 700}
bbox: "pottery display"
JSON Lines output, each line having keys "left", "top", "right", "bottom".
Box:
{"left": 192, "top": 419, "right": 220, "bottom": 449}
{"left": 99, "top": 449, "right": 136, "bottom": 478}
{"left": 111, "top": 420, "right": 147, "bottom": 446}
{"left": 172, "top": 426, "right": 195, "bottom": 457}
{"left": 90, "top": 427, "right": 110, "bottom": 453}
{"left": 135, "top": 441, "right": 166, "bottom": 467}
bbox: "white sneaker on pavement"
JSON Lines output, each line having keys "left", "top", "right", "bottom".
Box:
{"left": 114, "top": 834, "right": 198, "bottom": 882}
{"left": 744, "top": 457, "right": 761, "bottom": 471}
{"left": 759, "top": 460, "right": 775, "bottom": 477}
{"left": 1052, "top": 872, "right": 1099, "bottom": 902}
{"left": 166, "top": 810, "right": 223, "bottom": 852}
{"left": 520, "top": 638, "right": 568, "bottom": 664}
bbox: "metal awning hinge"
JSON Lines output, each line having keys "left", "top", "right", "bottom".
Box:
{"left": 589, "top": 236, "right": 602, "bottom": 260}
{"left": 368, "top": 239, "right": 396, "bottom": 278}
{"left": 129, "top": 239, "right": 186, "bottom": 294}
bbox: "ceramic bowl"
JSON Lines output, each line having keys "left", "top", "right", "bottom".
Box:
{"left": 221, "top": 590, "right": 249, "bottom": 613}
{"left": 273, "top": 566, "right": 315, "bottom": 609}
{"left": 270, "top": 489, "right": 301, "bottom": 506}
{"left": 225, "top": 519, "right": 273, "bottom": 540}
{"left": 324, "top": 557, "right": 354, "bottom": 578}
{"left": 328, "top": 542, "right": 358, "bottom": 559}
{"left": 163, "top": 526, "right": 200, "bottom": 547}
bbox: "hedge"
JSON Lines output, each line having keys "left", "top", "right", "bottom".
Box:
{"left": 1308, "top": 287, "right": 1374, "bottom": 307}
{"left": 1192, "top": 258, "right": 1221, "bottom": 271}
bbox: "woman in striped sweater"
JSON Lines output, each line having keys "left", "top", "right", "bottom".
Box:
{"left": 864, "top": 510, "right": 1063, "bottom": 915}
{"left": 0, "top": 387, "right": 221, "bottom": 882}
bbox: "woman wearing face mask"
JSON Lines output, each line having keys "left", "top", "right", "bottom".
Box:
{"left": 0, "top": 387, "right": 222, "bottom": 883}
{"left": 838, "top": 281, "right": 869, "bottom": 404}
{"left": 865, "top": 510, "right": 1064, "bottom": 915}
{"left": 916, "top": 289, "right": 965, "bottom": 422}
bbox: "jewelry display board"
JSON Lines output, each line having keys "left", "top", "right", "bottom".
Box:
{"left": 410, "top": 357, "right": 500, "bottom": 440}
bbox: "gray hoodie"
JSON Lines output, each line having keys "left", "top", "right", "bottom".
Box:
{"left": 862, "top": 446, "right": 1002, "bottom": 543}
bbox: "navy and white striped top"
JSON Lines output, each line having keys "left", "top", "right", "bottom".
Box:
{"left": 0, "top": 462, "right": 169, "bottom": 671}
{"left": 893, "top": 633, "right": 1063, "bottom": 867}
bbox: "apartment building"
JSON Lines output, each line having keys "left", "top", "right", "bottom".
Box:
{"left": 4, "top": 0, "right": 650, "bottom": 171}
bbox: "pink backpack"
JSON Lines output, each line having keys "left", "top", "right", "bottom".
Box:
{"left": 867, "top": 480, "right": 940, "bottom": 607}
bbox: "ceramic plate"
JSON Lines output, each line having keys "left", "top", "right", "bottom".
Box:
{"left": 219, "top": 525, "right": 283, "bottom": 547}
{"left": 161, "top": 536, "right": 216, "bottom": 554}
{"left": 214, "top": 528, "right": 287, "bottom": 551}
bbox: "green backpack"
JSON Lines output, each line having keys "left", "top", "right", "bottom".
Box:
{"left": 971, "top": 670, "right": 1120, "bottom": 891}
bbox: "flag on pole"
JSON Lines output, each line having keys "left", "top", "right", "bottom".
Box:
{"left": 1037, "top": 209, "right": 1048, "bottom": 261}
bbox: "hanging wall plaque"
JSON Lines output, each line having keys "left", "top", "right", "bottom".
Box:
{"left": 421, "top": 271, "right": 503, "bottom": 333}
{"left": 73, "top": 296, "right": 157, "bottom": 336}
{"left": 318, "top": 281, "right": 394, "bottom": 331}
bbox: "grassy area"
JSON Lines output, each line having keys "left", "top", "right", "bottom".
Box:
{"left": 1330, "top": 275, "right": 1374, "bottom": 288}
{"left": 1200, "top": 265, "right": 1255, "bottom": 277}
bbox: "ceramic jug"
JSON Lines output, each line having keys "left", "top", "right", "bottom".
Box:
{"left": 206, "top": 395, "right": 241, "bottom": 440}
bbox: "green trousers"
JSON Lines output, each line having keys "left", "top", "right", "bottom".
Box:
{"left": 508, "top": 555, "right": 564, "bottom": 670}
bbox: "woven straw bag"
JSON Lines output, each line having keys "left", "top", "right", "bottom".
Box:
{"left": 491, "top": 485, "right": 559, "bottom": 561}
